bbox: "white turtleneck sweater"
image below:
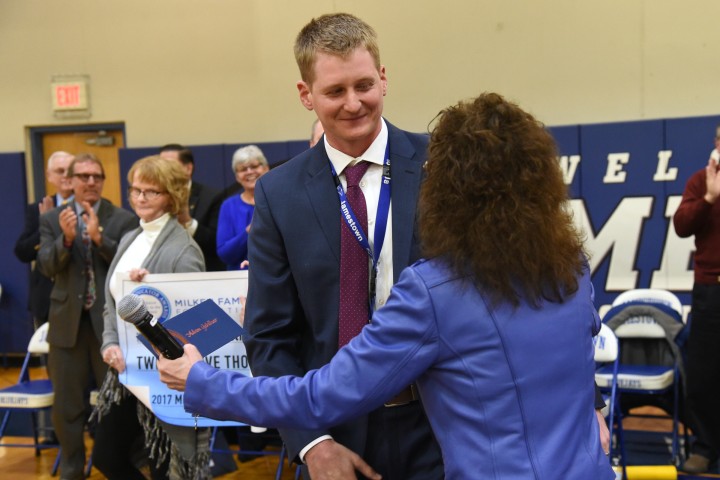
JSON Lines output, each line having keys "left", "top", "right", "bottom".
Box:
{"left": 109, "top": 213, "right": 171, "bottom": 302}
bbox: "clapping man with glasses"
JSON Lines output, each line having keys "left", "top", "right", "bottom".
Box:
{"left": 37, "top": 153, "right": 137, "bottom": 480}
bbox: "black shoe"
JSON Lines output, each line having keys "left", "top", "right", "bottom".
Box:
{"left": 40, "top": 432, "right": 58, "bottom": 445}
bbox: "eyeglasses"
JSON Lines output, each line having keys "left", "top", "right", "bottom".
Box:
{"left": 73, "top": 173, "right": 105, "bottom": 183}
{"left": 236, "top": 162, "right": 265, "bottom": 173}
{"left": 128, "top": 186, "right": 167, "bottom": 200}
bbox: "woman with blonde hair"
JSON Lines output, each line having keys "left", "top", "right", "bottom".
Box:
{"left": 94, "top": 155, "right": 209, "bottom": 479}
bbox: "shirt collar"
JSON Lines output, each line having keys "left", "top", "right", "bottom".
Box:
{"left": 325, "top": 118, "right": 388, "bottom": 175}
{"left": 74, "top": 199, "right": 100, "bottom": 215}
{"left": 139, "top": 212, "right": 171, "bottom": 234}
{"left": 56, "top": 193, "right": 74, "bottom": 205}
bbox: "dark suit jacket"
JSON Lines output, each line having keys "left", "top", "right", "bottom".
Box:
{"left": 244, "top": 122, "right": 427, "bottom": 461}
{"left": 36, "top": 199, "right": 137, "bottom": 348}
{"left": 189, "top": 181, "right": 224, "bottom": 272}
{"left": 14, "top": 198, "right": 58, "bottom": 321}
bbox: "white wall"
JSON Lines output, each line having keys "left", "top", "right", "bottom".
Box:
{"left": 1, "top": 0, "right": 718, "bottom": 152}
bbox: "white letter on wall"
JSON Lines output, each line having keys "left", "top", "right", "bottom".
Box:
{"left": 653, "top": 150, "right": 678, "bottom": 182}
{"left": 570, "top": 197, "right": 653, "bottom": 291}
{"left": 650, "top": 195, "right": 694, "bottom": 290}
{"left": 603, "top": 153, "right": 630, "bottom": 183}
{"left": 558, "top": 155, "right": 581, "bottom": 185}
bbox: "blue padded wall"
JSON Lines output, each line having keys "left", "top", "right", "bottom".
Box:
{"left": 6, "top": 118, "right": 720, "bottom": 352}
{"left": 1, "top": 152, "right": 33, "bottom": 354}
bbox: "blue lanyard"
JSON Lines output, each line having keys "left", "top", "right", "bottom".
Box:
{"left": 330, "top": 142, "right": 391, "bottom": 316}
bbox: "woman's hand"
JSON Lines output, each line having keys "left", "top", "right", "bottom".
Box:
{"left": 129, "top": 268, "right": 150, "bottom": 282}
{"left": 102, "top": 345, "right": 126, "bottom": 373}
{"left": 158, "top": 344, "right": 203, "bottom": 392}
{"left": 595, "top": 409, "right": 610, "bottom": 455}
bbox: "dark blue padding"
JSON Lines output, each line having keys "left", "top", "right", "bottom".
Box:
{"left": 548, "top": 124, "right": 581, "bottom": 197}
{"left": 5, "top": 113, "right": 720, "bottom": 354}
{"left": 0, "top": 151, "right": 32, "bottom": 354}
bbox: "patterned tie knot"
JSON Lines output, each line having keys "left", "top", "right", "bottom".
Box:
{"left": 344, "top": 161, "right": 370, "bottom": 187}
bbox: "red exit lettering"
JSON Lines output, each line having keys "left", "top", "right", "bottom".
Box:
{"left": 55, "top": 84, "right": 81, "bottom": 108}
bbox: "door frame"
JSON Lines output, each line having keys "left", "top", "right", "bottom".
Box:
{"left": 24, "top": 122, "right": 126, "bottom": 202}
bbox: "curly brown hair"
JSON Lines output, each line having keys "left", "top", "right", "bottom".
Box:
{"left": 419, "top": 92, "right": 586, "bottom": 307}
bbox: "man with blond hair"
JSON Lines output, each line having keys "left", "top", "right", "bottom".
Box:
{"left": 243, "top": 13, "right": 443, "bottom": 479}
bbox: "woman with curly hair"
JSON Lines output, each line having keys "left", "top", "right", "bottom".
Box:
{"left": 158, "top": 93, "right": 615, "bottom": 479}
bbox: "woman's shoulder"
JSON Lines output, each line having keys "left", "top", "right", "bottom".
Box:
{"left": 406, "top": 258, "right": 468, "bottom": 289}
{"left": 220, "top": 193, "right": 256, "bottom": 214}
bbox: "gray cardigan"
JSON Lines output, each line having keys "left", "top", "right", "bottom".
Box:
{"left": 101, "top": 216, "right": 205, "bottom": 351}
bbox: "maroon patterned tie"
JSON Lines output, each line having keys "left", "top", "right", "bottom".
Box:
{"left": 338, "top": 161, "right": 370, "bottom": 347}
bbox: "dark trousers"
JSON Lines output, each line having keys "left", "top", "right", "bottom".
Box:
{"left": 362, "top": 401, "right": 444, "bottom": 480}
{"left": 686, "top": 283, "right": 720, "bottom": 457}
{"left": 48, "top": 318, "right": 107, "bottom": 480}
{"left": 299, "top": 401, "right": 443, "bottom": 480}
{"left": 92, "top": 395, "right": 168, "bottom": 479}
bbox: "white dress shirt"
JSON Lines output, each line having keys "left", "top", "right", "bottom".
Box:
{"left": 300, "top": 120, "right": 395, "bottom": 461}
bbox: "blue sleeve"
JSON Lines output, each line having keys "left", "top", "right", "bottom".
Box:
{"left": 184, "top": 266, "right": 439, "bottom": 429}
{"left": 216, "top": 198, "right": 251, "bottom": 267}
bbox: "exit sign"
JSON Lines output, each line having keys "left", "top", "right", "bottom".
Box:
{"left": 50, "top": 76, "right": 89, "bottom": 112}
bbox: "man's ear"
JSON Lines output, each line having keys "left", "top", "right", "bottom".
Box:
{"left": 297, "top": 81, "right": 314, "bottom": 111}
{"left": 379, "top": 65, "right": 388, "bottom": 96}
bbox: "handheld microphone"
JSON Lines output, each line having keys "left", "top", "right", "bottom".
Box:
{"left": 117, "top": 294, "right": 184, "bottom": 359}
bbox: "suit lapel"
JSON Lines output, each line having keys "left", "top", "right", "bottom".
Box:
{"left": 189, "top": 183, "right": 200, "bottom": 217}
{"left": 304, "top": 146, "right": 342, "bottom": 262}
{"left": 96, "top": 198, "right": 110, "bottom": 220}
{"left": 386, "top": 123, "right": 424, "bottom": 281}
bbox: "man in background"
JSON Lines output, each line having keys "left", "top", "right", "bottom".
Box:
{"left": 15, "top": 151, "right": 75, "bottom": 329}
{"left": 159, "top": 143, "right": 224, "bottom": 271}
{"left": 243, "top": 13, "right": 443, "bottom": 479}
{"left": 37, "top": 153, "right": 137, "bottom": 480}
{"left": 673, "top": 125, "right": 720, "bottom": 474}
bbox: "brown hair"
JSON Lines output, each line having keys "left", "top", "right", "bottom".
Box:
{"left": 68, "top": 153, "right": 105, "bottom": 177}
{"left": 419, "top": 92, "right": 586, "bottom": 307}
{"left": 294, "top": 13, "right": 380, "bottom": 84}
{"left": 127, "top": 155, "right": 188, "bottom": 216}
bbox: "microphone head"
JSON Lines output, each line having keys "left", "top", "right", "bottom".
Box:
{"left": 117, "top": 294, "right": 148, "bottom": 325}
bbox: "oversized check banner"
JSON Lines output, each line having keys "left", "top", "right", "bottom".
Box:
{"left": 116, "top": 270, "right": 249, "bottom": 427}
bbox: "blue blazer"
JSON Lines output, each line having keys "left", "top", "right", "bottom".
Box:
{"left": 187, "top": 259, "right": 615, "bottom": 479}
{"left": 243, "top": 121, "right": 428, "bottom": 460}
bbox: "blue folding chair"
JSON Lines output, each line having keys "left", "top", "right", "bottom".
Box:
{"left": 595, "top": 323, "right": 627, "bottom": 478}
{"left": 598, "top": 288, "right": 688, "bottom": 466}
{"left": 0, "top": 322, "right": 61, "bottom": 474}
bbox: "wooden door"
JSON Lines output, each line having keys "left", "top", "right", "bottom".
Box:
{"left": 41, "top": 129, "right": 125, "bottom": 206}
